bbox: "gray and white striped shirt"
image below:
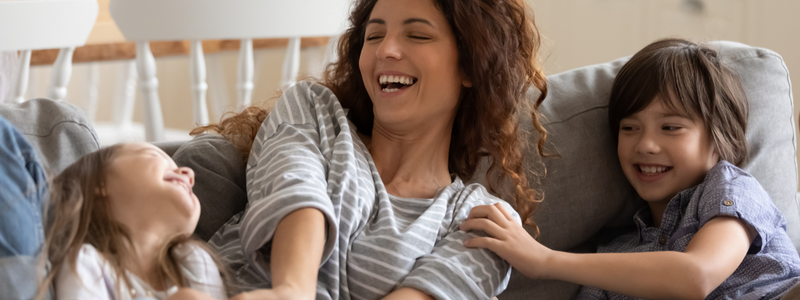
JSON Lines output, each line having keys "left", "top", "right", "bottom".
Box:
{"left": 209, "top": 81, "right": 518, "bottom": 300}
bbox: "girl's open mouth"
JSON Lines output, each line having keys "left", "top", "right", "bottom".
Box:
{"left": 379, "top": 75, "right": 418, "bottom": 93}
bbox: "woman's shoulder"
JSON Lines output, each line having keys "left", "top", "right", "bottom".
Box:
{"left": 270, "top": 81, "right": 342, "bottom": 122}
{"left": 449, "top": 180, "right": 521, "bottom": 223}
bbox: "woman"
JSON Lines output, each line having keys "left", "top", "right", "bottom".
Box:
{"left": 200, "top": 0, "right": 549, "bottom": 299}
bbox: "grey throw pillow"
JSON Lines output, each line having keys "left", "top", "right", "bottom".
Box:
{"left": 172, "top": 134, "right": 247, "bottom": 241}
{"left": 0, "top": 98, "right": 99, "bottom": 175}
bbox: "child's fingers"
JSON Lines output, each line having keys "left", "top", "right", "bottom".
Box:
{"left": 460, "top": 218, "right": 507, "bottom": 239}
{"left": 467, "top": 204, "right": 511, "bottom": 226}
{"left": 492, "top": 202, "right": 515, "bottom": 221}
{"left": 463, "top": 236, "right": 500, "bottom": 250}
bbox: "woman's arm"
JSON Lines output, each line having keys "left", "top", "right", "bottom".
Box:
{"left": 231, "top": 208, "right": 326, "bottom": 300}
{"left": 461, "top": 204, "right": 755, "bottom": 300}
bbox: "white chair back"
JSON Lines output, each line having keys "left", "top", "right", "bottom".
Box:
{"left": 0, "top": 0, "right": 98, "bottom": 103}
{"left": 109, "top": 0, "right": 351, "bottom": 142}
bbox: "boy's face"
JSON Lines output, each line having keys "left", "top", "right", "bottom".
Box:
{"left": 617, "top": 97, "right": 719, "bottom": 206}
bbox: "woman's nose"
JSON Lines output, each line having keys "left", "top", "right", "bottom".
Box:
{"left": 377, "top": 34, "right": 403, "bottom": 61}
{"left": 177, "top": 167, "right": 195, "bottom": 186}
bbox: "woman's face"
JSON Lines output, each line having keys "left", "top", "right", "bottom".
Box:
{"left": 105, "top": 143, "right": 200, "bottom": 238}
{"left": 359, "top": 0, "right": 469, "bottom": 132}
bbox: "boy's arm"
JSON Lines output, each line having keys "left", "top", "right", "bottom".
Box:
{"left": 545, "top": 216, "right": 754, "bottom": 300}
{"left": 462, "top": 204, "right": 755, "bottom": 300}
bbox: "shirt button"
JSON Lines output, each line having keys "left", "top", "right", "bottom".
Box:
{"left": 658, "top": 235, "right": 668, "bottom": 245}
{"left": 723, "top": 199, "right": 734, "bottom": 206}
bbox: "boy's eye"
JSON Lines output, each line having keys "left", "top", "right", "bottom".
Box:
{"left": 662, "top": 126, "right": 682, "bottom": 131}
{"left": 620, "top": 125, "right": 634, "bottom": 131}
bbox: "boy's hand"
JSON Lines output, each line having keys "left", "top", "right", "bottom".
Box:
{"left": 460, "top": 203, "right": 553, "bottom": 279}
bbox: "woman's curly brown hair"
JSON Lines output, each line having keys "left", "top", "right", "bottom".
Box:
{"left": 195, "top": 0, "right": 549, "bottom": 232}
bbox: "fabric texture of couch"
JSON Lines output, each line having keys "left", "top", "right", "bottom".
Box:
{"left": 1, "top": 41, "right": 797, "bottom": 300}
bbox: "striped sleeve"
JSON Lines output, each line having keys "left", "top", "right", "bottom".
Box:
{"left": 238, "top": 82, "right": 339, "bottom": 267}
{"left": 399, "top": 188, "right": 518, "bottom": 299}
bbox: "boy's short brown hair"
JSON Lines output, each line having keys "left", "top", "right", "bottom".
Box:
{"left": 608, "top": 38, "right": 749, "bottom": 166}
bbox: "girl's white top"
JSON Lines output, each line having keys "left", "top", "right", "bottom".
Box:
{"left": 54, "top": 243, "right": 226, "bottom": 300}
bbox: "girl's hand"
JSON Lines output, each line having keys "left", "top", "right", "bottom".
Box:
{"left": 460, "top": 203, "right": 553, "bottom": 279}
{"left": 229, "top": 286, "right": 314, "bottom": 300}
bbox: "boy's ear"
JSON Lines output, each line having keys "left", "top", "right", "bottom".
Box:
{"left": 95, "top": 187, "right": 107, "bottom": 197}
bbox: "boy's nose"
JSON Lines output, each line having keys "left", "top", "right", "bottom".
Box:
{"left": 635, "top": 134, "right": 660, "bottom": 155}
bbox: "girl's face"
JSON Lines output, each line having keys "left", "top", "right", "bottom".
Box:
{"left": 617, "top": 97, "right": 719, "bottom": 206}
{"left": 105, "top": 143, "right": 200, "bottom": 238}
{"left": 359, "top": 0, "right": 470, "bottom": 132}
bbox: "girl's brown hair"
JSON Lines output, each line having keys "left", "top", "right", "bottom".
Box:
{"left": 608, "top": 38, "right": 749, "bottom": 166}
{"left": 34, "top": 145, "right": 231, "bottom": 299}
{"left": 195, "top": 0, "right": 549, "bottom": 231}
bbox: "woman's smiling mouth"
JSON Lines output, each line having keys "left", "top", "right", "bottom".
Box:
{"left": 379, "top": 74, "right": 418, "bottom": 93}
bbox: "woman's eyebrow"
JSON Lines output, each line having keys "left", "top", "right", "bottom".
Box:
{"left": 403, "top": 18, "right": 433, "bottom": 27}
{"left": 366, "top": 18, "right": 434, "bottom": 28}
{"left": 366, "top": 18, "right": 385, "bottom": 25}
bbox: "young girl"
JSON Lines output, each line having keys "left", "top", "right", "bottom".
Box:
{"left": 34, "top": 142, "right": 229, "bottom": 300}
{"left": 461, "top": 38, "right": 800, "bottom": 299}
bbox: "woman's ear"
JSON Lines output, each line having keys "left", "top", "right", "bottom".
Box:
{"left": 461, "top": 70, "right": 472, "bottom": 88}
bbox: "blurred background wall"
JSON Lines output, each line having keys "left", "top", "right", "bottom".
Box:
{"left": 19, "top": 0, "right": 800, "bottom": 187}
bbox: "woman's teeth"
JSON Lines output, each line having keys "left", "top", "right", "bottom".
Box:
{"left": 379, "top": 75, "right": 416, "bottom": 92}
{"left": 639, "top": 165, "right": 669, "bottom": 175}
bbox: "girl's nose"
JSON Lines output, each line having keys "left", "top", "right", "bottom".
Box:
{"left": 177, "top": 167, "right": 195, "bottom": 186}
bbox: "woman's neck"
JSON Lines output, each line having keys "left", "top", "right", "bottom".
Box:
{"left": 367, "top": 120, "right": 453, "bottom": 199}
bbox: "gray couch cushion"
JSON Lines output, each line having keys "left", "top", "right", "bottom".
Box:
{"left": 0, "top": 98, "right": 99, "bottom": 175}
{"left": 171, "top": 134, "right": 247, "bottom": 241}
{"left": 497, "top": 41, "right": 800, "bottom": 300}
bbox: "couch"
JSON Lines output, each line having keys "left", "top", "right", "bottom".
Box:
{"left": 2, "top": 41, "right": 797, "bottom": 299}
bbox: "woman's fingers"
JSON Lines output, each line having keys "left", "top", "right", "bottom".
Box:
{"left": 466, "top": 204, "right": 512, "bottom": 226}
{"left": 460, "top": 218, "right": 508, "bottom": 240}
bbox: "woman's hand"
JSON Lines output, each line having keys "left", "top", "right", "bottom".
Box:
{"left": 229, "top": 286, "right": 314, "bottom": 300}
{"left": 460, "top": 203, "right": 554, "bottom": 279}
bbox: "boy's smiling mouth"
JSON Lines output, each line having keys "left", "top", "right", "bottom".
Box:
{"left": 634, "top": 164, "right": 673, "bottom": 181}
{"left": 379, "top": 74, "right": 418, "bottom": 93}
